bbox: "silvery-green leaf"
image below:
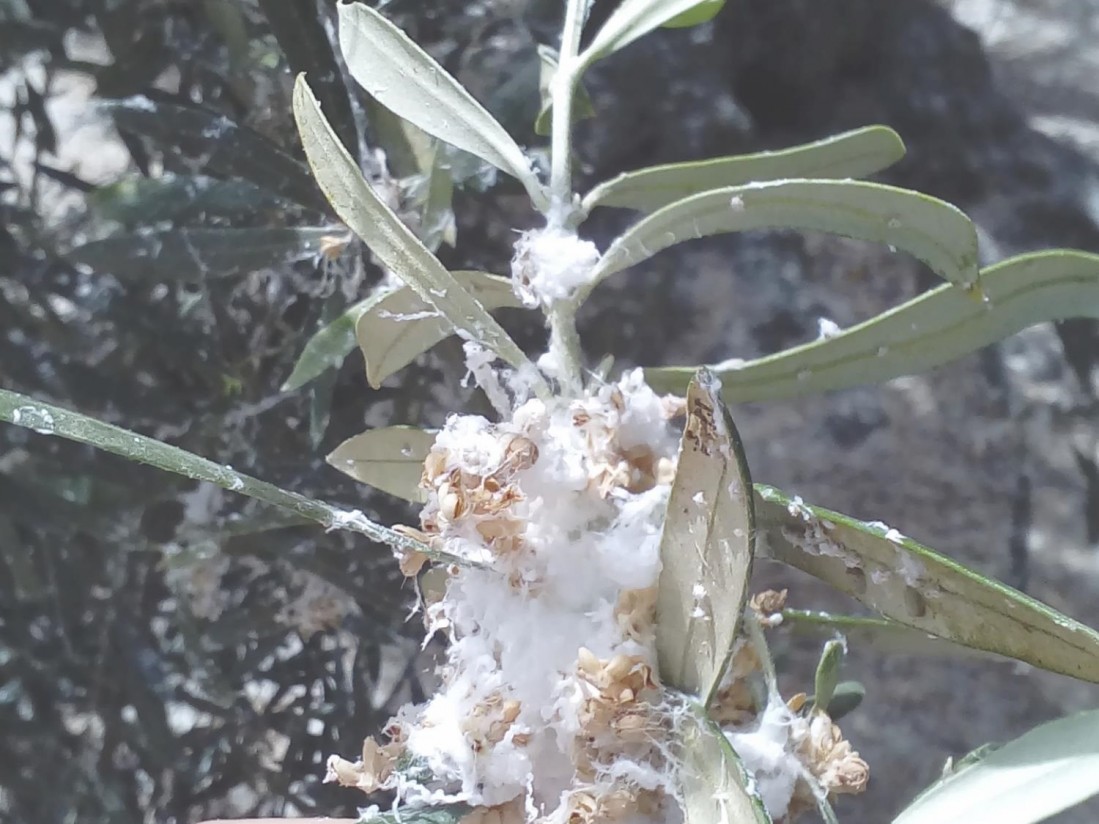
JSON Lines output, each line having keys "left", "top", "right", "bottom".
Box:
{"left": 656, "top": 370, "right": 755, "bottom": 705}
{"left": 646, "top": 250, "right": 1099, "bottom": 403}
{"left": 355, "top": 271, "right": 524, "bottom": 389}
{"left": 677, "top": 700, "right": 772, "bottom": 824}
{"left": 366, "top": 96, "right": 435, "bottom": 179}
{"left": 588, "top": 180, "right": 979, "bottom": 296}
{"left": 419, "top": 142, "right": 457, "bottom": 251}
{"left": 582, "top": 126, "right": 905, "bottom": 213}
{"left": 663, "top": 0, "right": 726, "bottom": 27}
{"left": 781, "top": 609, "right": 1000, "bottom": 661}
{"left": 282, "top": 299, "right": 368, "bottom": 392}
{"left": 293, "top": 76, "right": 534, "bottom": 376}
{"left": 337, "top": 2, "right": 547, "bottom": 208}
{"left": 754, "top": 484, "right": 1099, "bottom": 683}
{"left": 892, "top": 710, "right": 1099, "bottom": 824}
{"left": 580, "top": 0, "right": 734, "bottom": 70}
{"left": 327, "top": 426, "right": 436, "bottom": 502}
{"left": 68, "top": 227, "right": 333, "bottom": 283}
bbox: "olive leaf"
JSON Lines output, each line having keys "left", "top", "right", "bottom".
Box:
{"left": 656, "top": 369, "right": 755, "bottom": 705}
{"left": 892, "top": 710, "right": 1099, "bottom": 824}
{"left": 810, "top": 639, "right": 844, "bottom": 714}
{"left": 282, "top": 299, "right": 367, "bottom": 392}
{"left": 356, "top": 271, "right": 525, "bottom": 389}
{"left": 580, "top": 0, "right": 735, "bottom": 70}
{"left": 68, "top": 227, "right": 334, "bottom": 282}
{"left": 293, "top": 76, "right": 536, "bottom": 378}
{"left": 327, "top": 426, "right": 437, "bottom": 502}
{"left": 807, "top": 681, "right": 865, "bottom": 721}
{"left": 677, "top": 701, "right": 772, "bottom": 824}
{"left": 781, "top": 610, "right": 1000, "bottom": 661}
{"left": 586, "top": 180, "right": 979, "bottom": 301}
{"left": 0, "top": 388, "right": 438, "bottom": 562}
{"left": 646, "top": 250, "right": 1099, "bottom": 403}
{"left": 754, "top": 484, "right": 1099, "bottom": 683}
{"left": 663, "top": 0, "right": 726, "bottom": 28}
{"left": 582, "top": 126, "right": 905, "bottom": 214}
{"left": 418, "top": 142, "right": 457, "bottom": 251}
{"left": 337, "top": 1, "right": 547, "bottom": 209}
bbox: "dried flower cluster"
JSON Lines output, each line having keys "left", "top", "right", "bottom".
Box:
{"left": 327, "top": 370, "right": 686, "bottom": 823}
{"left": 324, "top": 212, "right": 868, "bottom": 822}
{"left": 716, "top": 592, "right": 869, "bottom": 821}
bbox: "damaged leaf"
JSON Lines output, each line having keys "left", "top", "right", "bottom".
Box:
{"left": 754, "top": 485, "right": 1099, "bottom": 683}
{"left": 656, "top": 369, "right": 755, "bottom": 705}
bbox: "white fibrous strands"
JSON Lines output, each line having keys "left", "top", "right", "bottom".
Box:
{"left": 330, "top": 369, "right": 687, "bottom": 823}
{"left": 510, "top": 227, "right": 599, "bottom": 309}
{"left": 329, "top": 364, "right": 869, "bottom": 823}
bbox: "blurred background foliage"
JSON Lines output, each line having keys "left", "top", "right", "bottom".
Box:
{"left": 4, "top": 1, "right": 1099, "bottom": 823}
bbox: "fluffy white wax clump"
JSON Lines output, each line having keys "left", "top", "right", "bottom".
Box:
{"left": 510, "top": 227, "right": 600, "bottom": 308}
{"left": 395, "top": 369, "right": 680, "bottom": 817}
{"left": 725, "top": 699, "right": 807, "bottom": 819}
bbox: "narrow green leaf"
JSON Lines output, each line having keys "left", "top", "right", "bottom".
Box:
{"left": 357, "top": 271, "right": 525, "bottom": 389}
{"left": 282, "top": 299, "right": 367, "bottom": 392}
{"left": 327, "top": 426, "right": 436, "bottom": 502}
{"left": 754, "top": 484, "right": 1099, "bottom": 683}
{"left": 68, "top": 227, "right": 334, "bottom": 282}
{"left": 656, "top": 370, "right": 755, "bottom": 705}
{"left": 646, "top": 250, "right": 1099, "bottom": 403}
{"left": 808, "top": 681, "right": 865, "bottom": 721}
{"left": 892, "top": 710, "right": 1099, "bottom": 824}
{"left": 663, "top": 0, "right": 726, "bottom": 28}
{"left": 419, "top": 142, "right": 457, "bottom": 251}
{"left": 588, "top": 180, "right": 979, "bottom": 299}
{"left": 677, "top": 700, "right": 773, "bottom": 824}
{"left": 580, "top": 0, "right": 731, "bottom": 70}
{"left": 0, "top": 388, "right": 446, "bottom": 563}
{"left": 582, "top": 126, "right": 905, "bottom": 213}
{"left": 292, "top": 76, "right": 536, "bottom": 378}
{"left": 337, "top": 2, "right": 547, "bottom": 208}
{"left": 811, "top": 639, "right": 844, "bottom": 714}
{"left": 102, "top": 96, "right": 326, "bottom": 211}
{"left": 781, "top": 609, "right": 999, "bottom": 661}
